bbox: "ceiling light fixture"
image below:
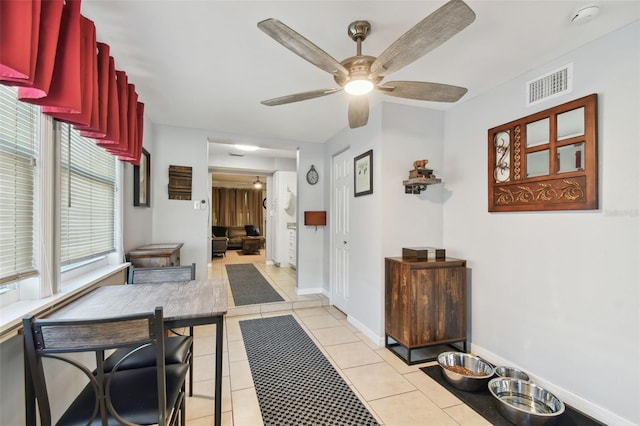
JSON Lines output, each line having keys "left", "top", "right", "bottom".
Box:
{"left": 253, "top": 176, "right": 263, "bottom": 189}
{"left": 344, "top": 77, "right": 374, "bottom": 96}
{"left": 235, "top": 144, "right": 260, "bottom": 151}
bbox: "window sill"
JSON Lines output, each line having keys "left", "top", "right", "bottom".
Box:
{"left": 0, "top": 263, "right": 129, "bottom": 343}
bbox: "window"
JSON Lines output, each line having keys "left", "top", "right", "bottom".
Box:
{"left": 0, "top": 86, "right": 38, "bottom": 286}
{"left": 59, "top": 123, "right": 116, "bottom": 266}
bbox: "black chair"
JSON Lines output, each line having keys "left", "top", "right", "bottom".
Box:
{"left": 122, "top": 263, "right": 196, "bottom": 396}
{"left": 23, "top": 307, "right": 188, "bottom": 425}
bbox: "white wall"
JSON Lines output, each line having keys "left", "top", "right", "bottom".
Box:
{"left": 442, "top": 22, "right": 639, "bottom": 425}
{"left": 297, "top": 142, "right": 326, "bottom": 293}
{"left": 151, "top": 124, "right": 210, "bottom": 280}
{"left": 122, "top": 114, "right": 155, "bottom": 252}
{"left": 323, "top": 103, "right": 448, "bottom": 341}
{"left": 380, "top": 103, "right": 446, "bottom": 255}
{"left": 325, "top": 106, "right": 382, "bottom": 338}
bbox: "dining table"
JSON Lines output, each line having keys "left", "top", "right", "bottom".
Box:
{"left": 25, "top": 279, "right": 228, "bottom": 426}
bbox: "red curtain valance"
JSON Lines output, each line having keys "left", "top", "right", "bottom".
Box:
{"left": 97, "top": 71, "right": 128, "bottom": 150}
{"left": 42, "top": 14, "right": 95, "bottom": 126}
{"left": 86, "top": 55, "right": 120, "bottom": 141}
{"left": 0, "top": 0, "right": 41, "bottom": 83}
{"left": 0, "top": 0, "right": 144, "bottom": 164}
{"left": 76, "top": 42, "right": 109, "bottom": 138}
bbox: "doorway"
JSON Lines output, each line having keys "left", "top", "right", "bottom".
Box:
{"left": 330, "top": 148, "right": 351, "bottom": 313}
{"left": 207, "top": 142, "right": 298, "bottom": 290}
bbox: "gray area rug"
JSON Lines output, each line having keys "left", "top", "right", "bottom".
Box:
{"left": 240, "top": 315, "right": 379, "bottom": 426}
{"left": 225, "top": 263, "right": 284, "bottom": 306}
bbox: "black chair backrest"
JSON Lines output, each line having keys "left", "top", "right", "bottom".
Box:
{"left": 128, "top": 263, "right": 196, "bottom": 284}
{"left": 22, "top": 307, "right": 170, "bottom": 425}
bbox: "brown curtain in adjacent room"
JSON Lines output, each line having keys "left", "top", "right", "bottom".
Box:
{"left": 245, "top": 190, "right": 262, "bottom": 226}
{"left": 212, "top": 188, "right": 264, "bottom": 229}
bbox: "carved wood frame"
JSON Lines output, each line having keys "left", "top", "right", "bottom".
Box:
{"left": 488, "top": 94, "right": 598, "bottom": 212}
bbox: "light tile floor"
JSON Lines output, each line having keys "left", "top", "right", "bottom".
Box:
{"left": 184, "top": 250, "right": 489, "bottom": 426}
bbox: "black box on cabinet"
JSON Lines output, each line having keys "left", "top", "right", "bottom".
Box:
{"left": 402, "top": 247, "right": 446, "bottom": 261}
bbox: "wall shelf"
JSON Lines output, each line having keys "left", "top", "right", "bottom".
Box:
{"left": 403, "top": 177, "right": 442, "bottom": 194}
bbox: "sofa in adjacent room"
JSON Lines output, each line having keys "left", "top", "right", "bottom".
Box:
{"left": 211, "top": 236, "right": 228, "bottom": 257}
{"left": 212, "top": 225, "right": 265, "bottom": 250}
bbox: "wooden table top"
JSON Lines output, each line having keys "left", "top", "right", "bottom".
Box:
{"left": 48, "top": 280, "right": 227, "bottom": 323}
{"left": 127, "top": 243, "right": 184, "bottom": 258}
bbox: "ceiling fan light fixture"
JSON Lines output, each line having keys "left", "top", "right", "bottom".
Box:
{"left": 344, "top": 78, "right": 374, "bottom": 96}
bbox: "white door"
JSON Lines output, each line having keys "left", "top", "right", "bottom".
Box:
{"left": 331, "top": 149, "right": 351, "bottom": 313}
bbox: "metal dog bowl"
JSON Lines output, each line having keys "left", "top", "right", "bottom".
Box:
{"left": 495, "top": 366, "right": 530, "bottom": 382}
{"left": 488, "top": 377, "right": 565, "bottom": 425}
{"left": 437, "top": 351, "right": 495, "bottom": 392}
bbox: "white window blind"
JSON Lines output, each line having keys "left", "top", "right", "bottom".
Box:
{"left": 59, "top": 122, "right": 116, "bottom": 266}
{"left": 0, "top": 86, "right": 38, "bottom": 285}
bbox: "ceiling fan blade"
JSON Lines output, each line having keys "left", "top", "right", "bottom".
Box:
{"left": 378, "top": 81, "right": 467, "bottom": 102}
{"left": 258, "top": 18, "right": 349, "bottom": 78}
{"left": 348, "top": 96, "right": 369, "bottom": 128}
{"left": 370, "top": 0, "right": 475, "bottom": 77}
{"left": 261, "top": 88, "right": 342, "bottom": 106}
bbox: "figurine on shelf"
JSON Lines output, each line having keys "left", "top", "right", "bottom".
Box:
{"left": 413, "top": 159, "right": 429, "bottom": 169}
{"left": 409, "top": 158, "right": 434, "bottom": 179}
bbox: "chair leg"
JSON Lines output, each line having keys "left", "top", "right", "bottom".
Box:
{"left": 189, "top": 326, "right": 194, "bottom": 397}
{"left": 176, "top": 357, "right": 188, "bottom": 426}
{"left": 180, "top": 381, "right": 187, "bottom": 426}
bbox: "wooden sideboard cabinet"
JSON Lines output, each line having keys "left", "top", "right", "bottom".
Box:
{"left": 126, "top": 243, "right": 183, "bottom": 268}
{"left": 385, "top": 256, "right": 467, "bottom": 364}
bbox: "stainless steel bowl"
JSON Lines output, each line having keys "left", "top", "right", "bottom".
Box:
{"left": 495, "top": 366, "right": 530, "bottom": 382}
{"left": 437, "top": 351, "right": 495, "bottom": 391}
{"left": 488, "top": 378, "right": 565, "bottom": 425}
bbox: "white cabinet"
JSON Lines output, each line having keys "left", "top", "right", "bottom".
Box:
{"left": 288, "top": 228, "right": 296, "bottom": 269}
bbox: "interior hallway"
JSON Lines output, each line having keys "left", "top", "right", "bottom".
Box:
{"left": 184, "top": 250, "right": 489, "bottom": 425}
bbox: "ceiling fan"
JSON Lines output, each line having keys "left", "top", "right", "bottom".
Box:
{"left": 258, "top": 0, "right": 476, "bottom": 129}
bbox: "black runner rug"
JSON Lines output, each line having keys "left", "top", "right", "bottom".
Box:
{"left": 421, "top": 365, "right": 604, "bottom": 426}
{"left": 225, "top": 263, "right": 284, "bottom": 306}
{"left": 240, "top": 315, "right": 379, "bottom": 426}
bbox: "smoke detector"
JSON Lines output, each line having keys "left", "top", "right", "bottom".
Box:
{"left": 571, "top": 6, "right": 600, "bottom": 24}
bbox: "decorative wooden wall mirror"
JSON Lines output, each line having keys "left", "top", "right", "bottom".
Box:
{"left": 488, "top": 94, "right": 597, "bottom": 212}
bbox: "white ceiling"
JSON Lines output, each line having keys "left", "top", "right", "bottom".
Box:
{"left": 209, "top": 141, "right": 297, "bottom": 159}
{"left": 81, "top": 1, "right": 639, "bottom": 147}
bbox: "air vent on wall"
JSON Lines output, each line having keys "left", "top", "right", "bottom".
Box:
{"left": 526, "top": 63, "right": 573, "bottom": 106}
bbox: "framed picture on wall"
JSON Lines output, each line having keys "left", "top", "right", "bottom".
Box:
{"left": 354, "top": 149, "right": 373, "bottom": 197}
{"left": 134, "top": 148, "right": 150, "bottom": 207}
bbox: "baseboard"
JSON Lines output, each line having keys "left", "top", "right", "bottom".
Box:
{"left": 471, "top": 344, "right": 634, "bottom": 426}
{"left": 296, "top": 287, "right": 324, "bottom": 296}
{"left": 347, "top": 316, "right": 384, "bottom": 347}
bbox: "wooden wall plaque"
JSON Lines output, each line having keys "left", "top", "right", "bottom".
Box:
{"left": 168, "top": 165, "right": 192, "bottom": 200}
{"left": 488, "top": 94, "right": 597, "bottom": 212}
{"left": 304, "top": 211, "right": 326, "bottom": 226}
